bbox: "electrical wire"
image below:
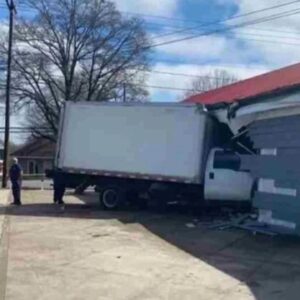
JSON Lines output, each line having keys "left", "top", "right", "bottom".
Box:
{"left": 2, "top": 2, "right": 300, "bottom": 50}
{"left": 149, "top": 8, "right": 300, "bottom": 48}
{"left": 138, "top": 1, "right": 300, "bottom": 39}
{"left": 146, "top": 22, "right": 300, "bottom": 42}
{"left": 120, "top": 1, "right": 300, "bottom": 25}
{"left": 1, "top": 1, "right": 299, "bottom": 93}
{"left": 3, "top": 1, "right": 300, "bottom": 41}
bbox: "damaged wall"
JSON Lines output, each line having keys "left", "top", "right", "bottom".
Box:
{"left": 240, "top": 114, "right": 300, "bottom": 234}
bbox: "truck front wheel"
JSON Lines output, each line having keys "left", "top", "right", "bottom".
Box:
{"left": 99, "top": 187, "right": 124, "bottom": 210}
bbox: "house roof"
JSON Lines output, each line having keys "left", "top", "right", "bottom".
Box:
{"left": 12, "top": 138, "right": 55, "bottom": 158}
{"left": 184, "top": 62, "right": 300, "bottom": 106}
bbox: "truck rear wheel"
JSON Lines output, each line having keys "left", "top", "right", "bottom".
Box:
{"left": 99, "top": 187, "right": 124, "bottom": 210}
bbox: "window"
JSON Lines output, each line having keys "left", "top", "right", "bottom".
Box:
{"left": 28, "top": 160, "right": 39, "bottom": 174}
{"left": 35, "top": 164, "right": 39, "bottom": 174}
{"left": 213, "top": 150, "right": 241, "bottom": 171}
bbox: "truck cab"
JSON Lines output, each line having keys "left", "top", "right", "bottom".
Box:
{"left": 204, "top": 148, "right": 254, "bottom": 202}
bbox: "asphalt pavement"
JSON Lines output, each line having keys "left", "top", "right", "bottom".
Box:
{"left": 2, "top": 190, "right": 300, "bottom": 299}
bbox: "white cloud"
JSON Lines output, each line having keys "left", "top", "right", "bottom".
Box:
{"left": 149, "top": 0, "right": 300, "bottom": 73}
{"left": 152, "top": 31, "right": 264, "bottom": 67}
{"left": 231, "top": 0, "right": 300, "bottom": 66}
{"left": 155, "top": 35, "right": 228, "bottom": 59}
{"left": 113, "top": 0, "right": 178, "bottom": 17}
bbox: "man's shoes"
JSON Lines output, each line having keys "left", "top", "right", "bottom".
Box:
{"left": 11, "top": 202, "right": 22, "bottom": 206}
{"left": 58, "top": 200, "right": 65, "bottom": 205}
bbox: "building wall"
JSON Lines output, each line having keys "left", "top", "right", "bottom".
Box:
{"left": 19, "top": 158, "right": 54, "bottom": 175}
{"left": 240, "top": 114, "right": 300, "bottom": 235}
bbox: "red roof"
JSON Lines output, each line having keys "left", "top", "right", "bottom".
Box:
{"left": 184, "top": 62, "right": 300, "bottom": 105}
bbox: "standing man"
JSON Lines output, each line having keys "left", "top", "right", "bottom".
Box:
{"left": 9, "top": 157, "right": 22, "bottom": 205}
{"left": 53, "top": 168, "right": 65, "bottom": 205}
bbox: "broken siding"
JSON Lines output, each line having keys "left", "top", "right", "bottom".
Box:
{"left": 240, "top": 114, "right": 300, "bottom": 234}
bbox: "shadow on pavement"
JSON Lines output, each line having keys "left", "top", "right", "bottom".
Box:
{"left": 1, "top": 193, "right": 300, "bottom": 300}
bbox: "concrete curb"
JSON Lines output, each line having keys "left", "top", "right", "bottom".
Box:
{"left": 0, "top": 189, "right": 10, "bottom": 205}
{"left": 0, "top": 189, "right": 10, "bottom": 243}
{"left": 0, "top": 189, "right": 10, "bottom": 300}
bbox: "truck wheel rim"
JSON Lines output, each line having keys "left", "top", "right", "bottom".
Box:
{"left": 102, "top": 190, "right": 118, "bottom": 208}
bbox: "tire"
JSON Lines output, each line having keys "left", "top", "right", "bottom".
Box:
{"left": 99, "top": 187, "right": 124, "bottom": 210}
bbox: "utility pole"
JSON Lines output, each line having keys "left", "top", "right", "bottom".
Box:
{"left": 123, "top": 83, "right": 126, "bottom": 102}
{"left": 2, "top": 0, "right": 16, "bottom": 188}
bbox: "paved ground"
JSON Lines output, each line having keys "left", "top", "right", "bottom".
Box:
{"left": 22, "top": 180, "right": 52, "bottom": 190}
{"left": 1, "top": 190, "right": 300, "bottom": 299}
{"left": 0, "top": 190, "right": 9, "bottom": 300}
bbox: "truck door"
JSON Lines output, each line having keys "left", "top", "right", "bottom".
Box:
{"left": 204, "top": 148, "right": 254, "bottom": 201}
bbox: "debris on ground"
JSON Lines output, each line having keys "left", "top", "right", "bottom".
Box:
{"left": 186, "top": 223, "right": 196, "bottom": 228}
{"left": 184, "top": 207, "right": 283, "bottom": 236}
{"left": 206, "top": 214, "right": 280, "bottom": 236}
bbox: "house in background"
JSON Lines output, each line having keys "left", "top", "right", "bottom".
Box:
{"left": 0, "top": 139, "right": 4, "bottom": 160}
{"left": 12, "top": 138, "right": 56, "bottom": 174}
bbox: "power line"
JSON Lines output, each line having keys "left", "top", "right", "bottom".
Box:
{"left": 6, "top": 1, "right": 300, "bottom": 41}
{"left": 147, "top": 70, "right": 230, "bottom": 79}
{"left": 146, "top": 0, "right": 300, "bottom": 39}
{"left": 1, "top": 1, "right": 298, "bottom": 91}
{"left": 0, "top": 75, "right": 203, "bottom": 91}
{"left": 151, "top": 59, "right": 270, "bottom": 70}
{"left": 144, "top": 20, "right": 300, "bottom": 36}
{"left": 224, "top": 32, "right": 300, "bottom": 46}
{"left": 152, "top": 8, "right": 300, "bottom": 44}
{"left": 136, "top": 84, "right": 203, "bottom": 92}
{"left": 149, "top": 8, "right": 300, "bottom": 48}
{"left": 0, "top": 127, "right": 51, "bottom": 129}
{"left": 4, "top": 1, "right": 300, "bottom": 40}
{"left": 153, "top": 30, "right": 300, "bottom": 46}
{"left": 3, "top": 73, "right": 203, "bottom": 91}
{"left": 4, "top": 0, "right": 300, "bottom": 36}
{"left": 122, "top": 1, "right": 300, "bottom": 24}
{"left": 146, "top": 21, "right": 300, "bottom": 40}
{"left": 231, "top": 32, "right": 300, "bottom": 45}
{"left": 3, "top": 2, "right": 300, "bottom": 48}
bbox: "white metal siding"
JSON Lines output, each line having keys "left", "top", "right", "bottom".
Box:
{"left": 57, "top": 103, "right": 208, "bottom": 183}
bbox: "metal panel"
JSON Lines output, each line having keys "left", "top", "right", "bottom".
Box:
{"left": 241, "top": 155, "right": 300, "bottom": 174}
{"left": 249, "top": 122, "right": 300, "bottom": 136}
{"left": 251, "top": 132, "right": 300, "bottom": 148}
{"left": 258, "top": 179, "right": 297, "bottom": 196}
{"left": 275, "top": 179, "right": 300, "bottom": 189}
{"left": 253, "top": 192, "right": 300, "bottom": 212}
{"left": 249, "top": 114, "right": 300, "bottom": 128}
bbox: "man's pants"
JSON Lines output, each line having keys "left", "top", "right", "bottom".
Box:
{"left": 11, "top": 181, "right": 21, "bottom": 204}
{"left": 54, "top": 186, "right": 65, "bottom": 203}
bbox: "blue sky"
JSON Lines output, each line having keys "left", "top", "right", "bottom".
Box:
{"left": 2, "top": 0, "right": 300, "bottom": 103}
{"left": 1, "top": 0, "right": 300, "bottom": 142}
{"left": 115, "top": 0, "right": 300, "bottom": 102}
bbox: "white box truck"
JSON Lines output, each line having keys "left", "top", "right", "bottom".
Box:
{"left": 49, "top": 102, "right": 253, "bottom": 209}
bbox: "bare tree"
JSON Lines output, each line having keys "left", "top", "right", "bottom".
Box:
{"left": 0, "top": 0, "right": 150, "bottom": 141}
{"left": 184, "top": 69, "right": 238, "bottom": 98}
